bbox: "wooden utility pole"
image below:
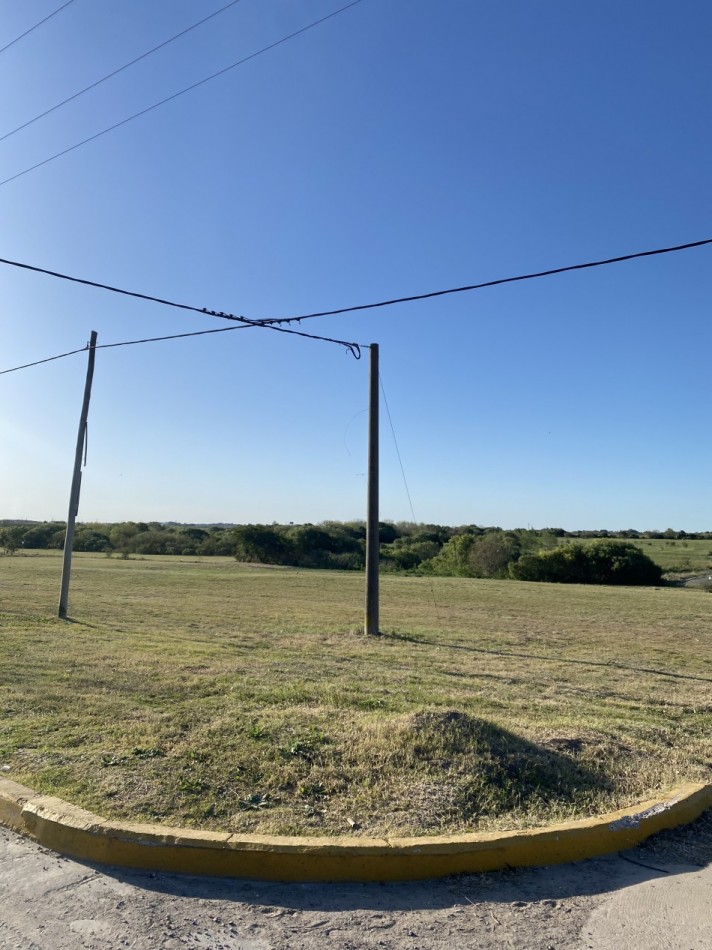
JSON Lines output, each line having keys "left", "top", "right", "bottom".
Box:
{"left": 58, "top": 331, "right": 97, "bottom": 619}
{"left": 365, "top": 343, "right": 379, "bottom": 635}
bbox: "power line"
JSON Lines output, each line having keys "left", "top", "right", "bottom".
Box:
{"left": 0, "top": 256, "right": 364, "bottom": 355}
{"left": 0, "top": 0, "right": 245, "bottom": 144}
{"left": 0, "top": 0, "right": 365, "bottom": 189}
{"left": 1, "top": 316, "right": 369, "bottom": 376}
{"left": 379, "top": 374, "right": 417, "bottom": 526}
{"left": 0, "top": 235, "right": 708, "bottom": 360}
{"left": 263, "top": 238, "right": 712, "bottom": 324}
{"left": 0, "top": 345, "right": 88, "bottom": 376}
{"left": 97, "top": 324, "right": 249, "bottom": 351}
{"left": 0, "top": 327, "right": 246, "bottom": 376}
{"left": 0, "top": 320, "right": 361, "bottom": 377}
{"left": 379, "top": 370, "right": 442, "bottom": 621}
{"left": 0, "top": 255, "right": 242, "bottom": 317}
{"left": 0, "top": 0, "right": 77, "bottom": 56}
{"left": 1, "top": 235, "right": 708, "bottom": 347}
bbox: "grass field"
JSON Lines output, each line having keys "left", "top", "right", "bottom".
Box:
{"left": 635, "top": 538, "right": 712, "bottom": 574}
{"left": 559, "top": 537, "right": 712, "bottom": 575}
{"left": 0, "top": 551, "right": 710, "bottom": 838}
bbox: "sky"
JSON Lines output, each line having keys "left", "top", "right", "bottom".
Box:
{"left": 0, "top": 0, "right": 710, "bottom": 531}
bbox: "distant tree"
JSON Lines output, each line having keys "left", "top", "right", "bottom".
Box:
{"left": 383, "top": 538, "right": 440, "bottom": 571}
{"left": 181, "top": 527, "right": 209, "bottom": 542}
{"left": 232, "top": 525, "right": 293, "bottom": 565}
{"left": 73, "top": 527, "right": 112, "bottom": 552}
{"left": 282, "top": 524, "right": 365, "bottom": 569}
{"left": 322, "top": 521, "right": 366, "bottom": 542}
{"left": 423, "top": 534, "right": 478, "bottom": 576}
{"left": 0, "top": 526, "right": 24, "bottom": 554}
{"left": 424, "top": 531, "right": 522, "bottom": 578}
{"left": 20, "top": 523, "right": 62, "bottom": 549}
{"left": 132, "top": 530, "right": 170, "bottom": 555}
{"left": 466, "top": 532, "right": 520, "bottom": 578}
{"left": 510, "top": 540, "right": 662, "bottom": 586}
{"left": 415, "top": 525, "right": 452, "bottom": 545}
{"left": 378, "top": 522, "right": 398, "bottom": 544}
{"left": 109, "top": 523, "right": 142, "bottom": 552}
{"left": 197, "top": 529, "right": 235, "bottom": 556}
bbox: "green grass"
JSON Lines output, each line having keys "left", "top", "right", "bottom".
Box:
{"left": 634, "top": 538, "right": 712, "bottom": 574}
{"left": 558, "top": 537, "right": 712, "bottom": 575}
{"left": 0, "top": 551, "right": 710, "bottom": 837}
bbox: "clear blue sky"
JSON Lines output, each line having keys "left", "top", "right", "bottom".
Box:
{"left": 1, "top": 0, "right": 710, "bottom": 530}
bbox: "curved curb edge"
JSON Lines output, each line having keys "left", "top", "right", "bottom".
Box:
{"left": 1, "top": 777, "right": 710, "bottom": 882}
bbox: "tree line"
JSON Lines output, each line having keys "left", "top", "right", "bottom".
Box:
{"left": 0, "top": 519, "right": 673, "bottom": 585}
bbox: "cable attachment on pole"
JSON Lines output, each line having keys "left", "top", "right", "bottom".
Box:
{"left": 346, "top": 343, "right": 362, "bottom": 360}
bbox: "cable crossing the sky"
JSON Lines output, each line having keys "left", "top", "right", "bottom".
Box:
{"left": 1, "top": 233, "right": 708, "bottom": 332}
{"left": 0, "top": 0, "right": 246, "bottom": 144}
{"left": 0, "top": 0, "right": 77, "bottom": 57}
{"left": 0, "top": 0, "right": 365, "bottom": 189}
{"left": 0, "top": 255, "right": 365, "bottom": 357}
{"left": 0, "top": 326, "right": 363, "bottom": 377}
{"left": 2, "top": 234, "right": 709, "bottom": 376}
{"left": 262, "top": 238, "right": 712, "bottom": 324}
{"left": 0, "top": 323, "right": 364, "bottom": 378}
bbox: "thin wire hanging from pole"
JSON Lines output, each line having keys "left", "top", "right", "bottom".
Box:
{"left": 379, "top": 370, "right": 442, "bottom": 622}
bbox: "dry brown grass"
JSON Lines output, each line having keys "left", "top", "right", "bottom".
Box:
{"left": 0, "top": 551, "right": 710, "bottom": 836}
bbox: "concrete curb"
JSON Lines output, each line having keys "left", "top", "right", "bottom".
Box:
{"left": 1, "top": 778, "right": 710, "bottom": 882}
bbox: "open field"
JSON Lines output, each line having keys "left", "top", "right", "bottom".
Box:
{"left": 635, "top": 538, "right": 712, "bottom": 574}
{"left": 0, "top": 551, "right": 710, "bottom": 838}
{"left": 559, "top": 536, "right": 712, "bottom": 575}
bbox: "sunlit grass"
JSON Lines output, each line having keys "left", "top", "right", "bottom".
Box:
{"left": 560, "top": 536, "right": 712, "bottom": 575}
{"left": 0, "top": 551, "right": 710, "bottom": 837}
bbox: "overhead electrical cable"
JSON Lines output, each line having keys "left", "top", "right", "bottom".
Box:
{"left": 0, "top": 0, "right": 365, "bottom": 188}
{"left": 261, "top": 238, "right": 712, "bottom": 324}
{"left": 0, "top": 0, "right": 77, "bottom": 56}
{"left": 3, "top": 233, "right": 709, "bottom": 374}
{"left": 0, "top": 255, "right": 364, "bottom": 356}
{"left": 0, "top": 254, "right": 251, "bottom": 317}
{"left": 0, "top": 0, "right": 245, "bottom": 144}
{"left": 379, "top": 374, "right": 417, "bottom": 525}
{"left": 0, "top": 321, "right": 368, "bottom": 377}
{"left": 0, "top": 235, "right": 709, "bottom": 339}
{"left": 1, "top": 235, "right": 708, "bottom": 374}
{"left": 0, "top": 345, "right": 89, "bottom": 376}
{"left": 96, "top": 324, "right": 248, "bottom": 349}
{"left": 379, "top": 370, "right": 442, "bottom": 620}
{"left": 0, "top": 325, "right": 248, "bottom": 376}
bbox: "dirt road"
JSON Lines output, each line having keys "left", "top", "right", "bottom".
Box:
{"left": 1, "top": 811, "right": 710, "bottom": 949}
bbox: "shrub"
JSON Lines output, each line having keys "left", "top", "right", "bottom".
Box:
{"left": 425, "top": 531, "right": 521, "bottom": 578}
{"left": 510, "top": 540, "right": 662, "bottom": 586}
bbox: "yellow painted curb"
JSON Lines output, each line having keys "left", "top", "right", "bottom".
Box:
{"left": 0, "top": 777, "right": 710, "bottom": 882}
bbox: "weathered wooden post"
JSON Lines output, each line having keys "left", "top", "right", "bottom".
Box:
{"left": 58, "top": 331, "right": 97, "bottom": 619}
{"left": 365, "top": 343, "right": 379, "bottom": 635}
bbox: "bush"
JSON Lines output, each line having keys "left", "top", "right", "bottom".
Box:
{"left": 232, "top": 525, "right": 294, "bottom": 565}
{"left": 73, "top": 527, "right": 112, "bottom": 552}
{"left": 466, "top": 532, "right": 520, "bottom": 578}
{"left": 424, "top": 531, "right": 520, "bottom": 578}
{"left": 509, "top": 540, "right": 662, "bottom": 586}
